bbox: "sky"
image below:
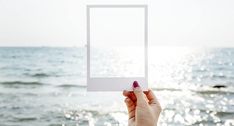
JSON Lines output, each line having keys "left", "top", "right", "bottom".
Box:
{"left": 0, "top": 0, "right": 234, "bottom": 47}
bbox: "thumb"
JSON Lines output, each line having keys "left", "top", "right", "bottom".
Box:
{"left": 132, "top": 81, "right": 147, "bottom": 106}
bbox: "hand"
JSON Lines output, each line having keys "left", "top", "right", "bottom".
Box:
{"left": 123, "top": 81, "right": 162, "bottom": 126}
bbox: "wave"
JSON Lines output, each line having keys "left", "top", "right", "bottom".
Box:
{"left": 23, "top": 72, "right": 51, "bottom": 78}
{"left": 152, "top": 86, "right": 234, "bottom": 94}
{"left": 0, "top": 81, "right": 86, "bottom": 88}
{"left": 211, "top": 74, "right": 227, "bottom": 79}
{"left": 195, "top": 89, "right": 234, "bottom": 94}
{"left": 212, "top": 84, "right": 227, "bottom": 88}
{"left": 164, "top": 107, "right": 234, "bottom": 114}
{"left": 0, "top": 81, "right": 44, "bottom": 85}
{"left": 14, "top": 117, "right": 37, "bottom": 122}
{"left": 152, "top": 87, "right": 183, "bottom": 91}
{"left": 57, "top": 84, "right": 86, "bottom": 88}
{"left": 31, "top": 73, "right": 50, "bottom": 77}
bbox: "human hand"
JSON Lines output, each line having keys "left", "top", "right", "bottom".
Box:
{"left": 123, "top": 81, "right": 162, "bottom": 126}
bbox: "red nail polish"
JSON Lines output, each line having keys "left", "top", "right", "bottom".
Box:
{"left": 133, "top": 81, "right": 140, "bottom": 88}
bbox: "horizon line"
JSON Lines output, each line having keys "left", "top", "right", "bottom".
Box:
{"left": 0, "top": 45, "right": 234, "bottom": 48}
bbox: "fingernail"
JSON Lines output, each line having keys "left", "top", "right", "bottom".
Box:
{"left": 133, "top": 81, "right": 140, "bottom": 88}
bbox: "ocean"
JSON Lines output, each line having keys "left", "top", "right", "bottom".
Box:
{"left": 0, "top": 47, "right": 233, "bottom": 126}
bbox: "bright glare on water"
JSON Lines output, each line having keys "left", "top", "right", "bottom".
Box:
{"left": 0, "top": 46, "right": 234, "bottom": 126}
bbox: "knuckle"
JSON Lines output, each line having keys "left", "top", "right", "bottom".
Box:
{"left": 124, "top": 98, "right": 129, "bottom": 103}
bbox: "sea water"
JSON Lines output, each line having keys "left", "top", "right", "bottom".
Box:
{"left": 0, "top": 47, "right": 233, "bottom": 126}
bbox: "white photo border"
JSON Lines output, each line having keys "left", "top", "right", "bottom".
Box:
{"left": 87, "top": 5, "right": 148, "bottom": 91}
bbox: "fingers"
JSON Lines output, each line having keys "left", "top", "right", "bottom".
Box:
{"left": 123, "top": 90, "right": 137, "bottom": 102}
{"left": 123, "top": 90, "right": 129, "bottom": 97}
{"left": 132, "top": 81, "right": 147, "bottom": 106}
{"left": 123, "top": 81, "right": 159, "bottom": 107}
{"left": 145, "top": 89, "right": 162, "bottom": 112}
{"left": 145, "top": 89, "right": 159, "bottom": 104}
{"left": 124, "top": 97, "right": 135, "bottom": 119}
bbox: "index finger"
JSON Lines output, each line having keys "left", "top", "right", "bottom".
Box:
{"left": 144, "top": 89, "right": 160, "bottom": 104}
{"left": 123, "top": 90, "right": 137, "bottom": 102}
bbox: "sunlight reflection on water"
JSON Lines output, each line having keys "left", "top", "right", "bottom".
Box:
{"left": 0, "top": 47, "right": 234, "bottom": 126}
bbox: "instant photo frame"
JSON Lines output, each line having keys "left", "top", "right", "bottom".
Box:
{"left": 87, "top": 5, "right": 148, "bottom": 91}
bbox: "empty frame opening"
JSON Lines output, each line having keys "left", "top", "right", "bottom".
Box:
{"left": 89, "top": 7, "right": 145, "bottom": 78}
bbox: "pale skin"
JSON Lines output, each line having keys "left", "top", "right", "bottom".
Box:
{"left": 123, "top": 84, "right": 162, "bottom": 126}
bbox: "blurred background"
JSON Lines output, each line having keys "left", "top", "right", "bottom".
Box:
{"left": 0, "top": 0, "right": 234, "bottom": 126}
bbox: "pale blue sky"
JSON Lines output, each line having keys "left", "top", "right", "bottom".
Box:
{"left": 0, "top": 0, "right": 234, "bottom": 47}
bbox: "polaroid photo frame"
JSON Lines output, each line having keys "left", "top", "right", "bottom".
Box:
{"left": 87, "top": 5, "right": 148, "bottom": 91}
